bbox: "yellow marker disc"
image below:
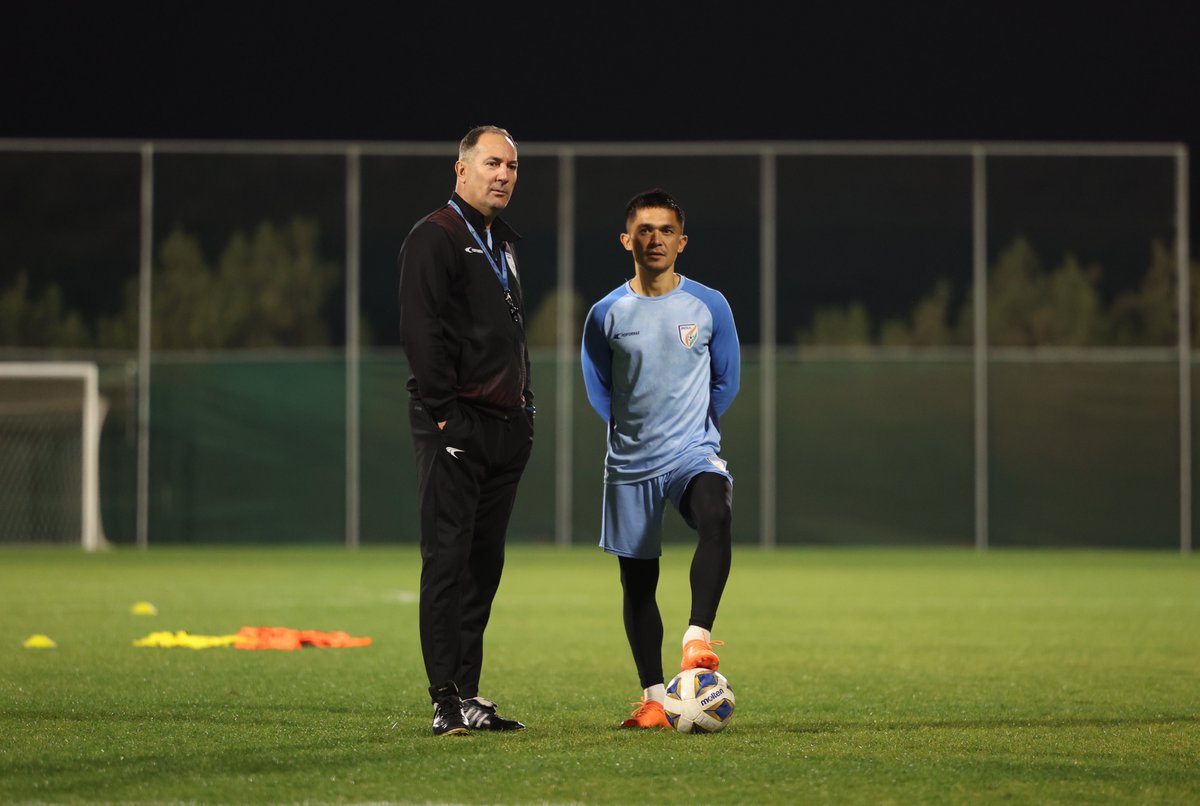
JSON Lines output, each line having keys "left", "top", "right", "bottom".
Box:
{"left": 23, "top": 634, "right": 57, "bottom": 649}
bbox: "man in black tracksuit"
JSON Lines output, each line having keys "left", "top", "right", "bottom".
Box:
{"left": 398, "top": 125, "right": 535, "bottom": 736}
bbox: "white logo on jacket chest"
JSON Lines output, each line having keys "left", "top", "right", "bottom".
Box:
{"left": 678, "top": 323, "right": 699, "bottom": 348}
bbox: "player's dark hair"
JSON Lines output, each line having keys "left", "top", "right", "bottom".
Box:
{"left": 459, "top": 125, "right": 516, "bottom": 160}
{"left": 624, "top": 188, "right": 686, "bottom": 230}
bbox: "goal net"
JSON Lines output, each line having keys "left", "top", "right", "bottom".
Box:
{"left": 0, "top": 362, "right": 107, "bottom": 550}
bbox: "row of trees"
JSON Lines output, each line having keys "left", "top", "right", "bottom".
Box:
{"left": 799, "top": 238, "right": 1188, "bottom": 347}
{"left": 1, "top": 226, "right": 1194, "bottom": 350}
{"left": 1, "top": 217, "right": 340, "bottom": 350}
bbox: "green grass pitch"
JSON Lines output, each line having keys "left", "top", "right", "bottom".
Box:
{"left": 2, "top": 545, "right": 1198, "bottom": 804}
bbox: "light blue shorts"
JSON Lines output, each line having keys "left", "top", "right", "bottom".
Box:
{"left": 599, "top": 452, "right": 733, "bottom": 559}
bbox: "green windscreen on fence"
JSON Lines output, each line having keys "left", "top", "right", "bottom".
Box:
{"left": 87, "top": 353, "right": 1183, "bottom": 548}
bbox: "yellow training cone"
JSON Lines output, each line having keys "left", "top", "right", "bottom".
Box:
{"left": 23, "top": 634, "right": 57, "bottom": 649}
{"left": 130, "top": 601, "right": 158, "bottom": 616}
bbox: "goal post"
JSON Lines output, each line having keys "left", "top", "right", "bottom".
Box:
{"left": 0, "top": 362, "right": 107, "bottom": 551}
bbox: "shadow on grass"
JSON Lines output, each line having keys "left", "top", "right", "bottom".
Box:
{"left": 0, "top": 701, "right": 416, "bottom": 722}
{"left": 0, "top": 707, "right": 413, "bottom": 784}
{"left": 785, "top": 714, "right": 1200, "bottom": 733}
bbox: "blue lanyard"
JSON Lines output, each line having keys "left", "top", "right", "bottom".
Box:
{"left": 447, "top": 200, "right": 509, "bottom": 292}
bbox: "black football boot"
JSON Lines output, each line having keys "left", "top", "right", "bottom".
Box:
{"left": 461, "top": 696, "right": 526, "bottom": 731}
{"left": 429, "top": 682, "right": 470, "bottom": 736}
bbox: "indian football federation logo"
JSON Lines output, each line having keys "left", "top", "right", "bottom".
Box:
{"left": 677, "top": 323, "right": 699, "bottom": 348}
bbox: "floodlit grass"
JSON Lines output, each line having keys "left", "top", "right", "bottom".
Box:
{"left": 1, "top": 545, "right": 1198, "bottom": 804}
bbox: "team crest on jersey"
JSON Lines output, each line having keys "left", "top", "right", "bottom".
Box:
{"left": 707, "top": 456, "right": 728, "bottom": 471}
{"left": 677, "top": 323, "right": 699, "bottom": 348}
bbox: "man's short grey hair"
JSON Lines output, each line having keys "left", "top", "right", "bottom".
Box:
{"left": 459, "top": 125, "right": 516, "bottom": 161}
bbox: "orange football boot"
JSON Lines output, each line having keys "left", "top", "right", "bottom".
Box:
{"left": 620, "top": 698, "right": 670, "bottom": 729}
{"left": 680, "top": 638, "right": 724, "bottom": 671}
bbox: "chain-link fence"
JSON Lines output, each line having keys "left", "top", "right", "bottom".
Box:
{"left": 0, "top": 140, "right": 1190, "bottom": 550}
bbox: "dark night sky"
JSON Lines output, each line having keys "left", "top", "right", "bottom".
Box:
{"left": 3, "top": 3, "right": 1198, "bottom": 148}
{"left": 3, "top": 2, "right": 1198, "bottom": 346}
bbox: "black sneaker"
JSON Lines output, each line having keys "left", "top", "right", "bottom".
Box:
{"left": 462, "top": 696, "right": 526, "bottom": 731}
{"left": 429, "top": 683, "right": 470, "bottom": 736}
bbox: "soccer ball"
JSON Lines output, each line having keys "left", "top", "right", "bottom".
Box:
{"left": 663, "top": 668, "right": 736, "bottom": 733}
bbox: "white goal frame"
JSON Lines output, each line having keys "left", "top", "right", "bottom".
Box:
{"left": 0, "top": 361, "right": 105, "bottom": 551}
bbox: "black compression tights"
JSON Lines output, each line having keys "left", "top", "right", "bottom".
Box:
{"left": 618, "top": 556, "right": 663, "bottom": 689}
{"left": 681, "top": 472, "right": 733, "bottom": 630}
{"left": 617, "top": 473, "right": 733, "bottom": 689}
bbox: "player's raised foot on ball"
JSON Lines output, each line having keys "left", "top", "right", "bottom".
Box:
{"left": 429, "top": 683, "right": 470, "bottom": 736}
{"left": 680, "top": 638, "right": 724, "bottom": 671}
{"left": 620, "top": 698, "right": 670, "bottom": 729}
{"left": 462, "top": 697, "right": 526, "bottom": 731}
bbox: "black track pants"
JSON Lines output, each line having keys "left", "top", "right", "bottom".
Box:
{"left": 409, "top": 399, "right": 533, "bottom": 699}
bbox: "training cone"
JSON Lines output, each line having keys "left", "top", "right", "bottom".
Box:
{"left": 131, "top": 601, "right": 158, "bottom": 616}
{"left": 23, "top": 634, "right": 57, "bottom": 649}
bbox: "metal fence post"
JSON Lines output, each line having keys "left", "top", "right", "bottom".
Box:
{"left": 1177, "top": 146, "right": 1192, "bottom": 555}
{"left": 973, "top": 147, "right": 989, "bottom": 552}
{"left": 345, "top": 146, "right": 362, "bottom": 548}
{"left": 556, "top": 148, "right": 576, "bottom": 547}
{"left": 760, "top": 149, "right": 777, "bottom": 549}
{"left": 137, "top": 143, "right": 153, "bottom": 549}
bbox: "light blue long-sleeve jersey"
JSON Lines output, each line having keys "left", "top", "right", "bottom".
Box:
{"left": 581, "top": 275, "right": 741, "bottom": 483}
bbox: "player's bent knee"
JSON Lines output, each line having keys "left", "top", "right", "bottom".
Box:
{"left": 698, "top": 506, "right": 732, "bottom": 537}
{"left": 687, "top": 473, "right": 733, "bottom": 532}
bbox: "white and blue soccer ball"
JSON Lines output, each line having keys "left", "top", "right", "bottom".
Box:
{"left": 663, "top": 668, "right": 736, "bottom": 733}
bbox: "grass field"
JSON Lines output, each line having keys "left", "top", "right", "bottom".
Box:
{"left": 2, "top": 546, "right": 1198, "bottom": 804}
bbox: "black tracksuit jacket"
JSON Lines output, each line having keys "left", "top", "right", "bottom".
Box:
{"left": 397, "top": 192, "right": 534, "bottom": 422}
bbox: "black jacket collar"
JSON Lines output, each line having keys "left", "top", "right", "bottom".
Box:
{"left": 450, "top": 192, "right": 521, "bottom": 244}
